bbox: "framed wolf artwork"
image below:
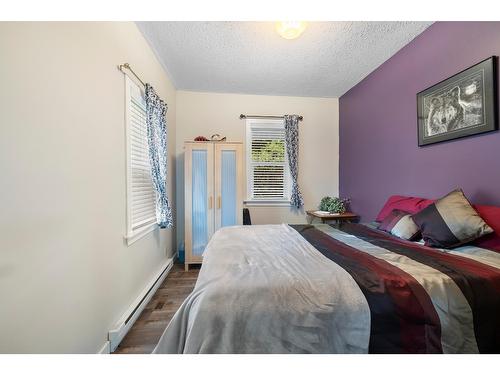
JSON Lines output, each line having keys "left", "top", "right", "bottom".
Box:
{"left": 417, "top": 56, "right": 498, "bottom": 146}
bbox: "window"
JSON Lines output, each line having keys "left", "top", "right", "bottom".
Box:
{"left": 245, "top": 119, "right": 291, "bottom": 205}
{"left": 125, "top": 76, "right": 156, "bottom": 244}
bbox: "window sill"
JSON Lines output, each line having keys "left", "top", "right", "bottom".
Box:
{"left": 244, "top": 200, "right": 291, "bottom": 207}
{"left": 125, "top": 223, "right": 157, "bottom": 246}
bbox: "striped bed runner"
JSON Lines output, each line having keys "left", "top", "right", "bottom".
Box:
{"left": 291, "top": 223, "right": 500, "bottom": 354}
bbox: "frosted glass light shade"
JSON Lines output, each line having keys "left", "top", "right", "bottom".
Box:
{"left": 275, "top": 21, "right": 307, "bottom": 40}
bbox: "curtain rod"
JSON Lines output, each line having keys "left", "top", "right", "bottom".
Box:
{"left": 118, "top": 63, "right": 146, "bottom": 87}
{"left": 239, "top": 114, "right": 303, "bottom": 121}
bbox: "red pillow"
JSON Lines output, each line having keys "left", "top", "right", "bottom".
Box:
{"left": 376, "top": 195, "right": 434, "bottom": 222}
{"left": 473, "top": 205, "right": 500, "bottom": 252}
{"left": 376, "top": 196, "right": 500, "bottom": 252}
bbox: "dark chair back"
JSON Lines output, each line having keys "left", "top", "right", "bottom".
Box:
{"left": 243, "top": 208, "right": 252, "bottom": 225}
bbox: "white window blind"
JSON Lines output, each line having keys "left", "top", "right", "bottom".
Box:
{"left": 125, "top": 77, "right": 156, "bottom": 239}
{"left": 246, "top": 119, "right": 291, "bottom": 203}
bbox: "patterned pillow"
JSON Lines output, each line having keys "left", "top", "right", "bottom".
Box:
{"left": 378, "top": 209, "right": 421, "bottom": 241}
{"left": 411, "top": 189, "right": 493, "bottom": 248}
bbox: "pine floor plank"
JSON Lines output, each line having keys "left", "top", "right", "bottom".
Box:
{"left": 114, "top": 263, "right": 200, "bottom": 354}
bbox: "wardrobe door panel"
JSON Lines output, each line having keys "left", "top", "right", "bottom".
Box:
{"left": 220, "top": 150, "right": 237, "bottom": 227}
{"left": 185, "top": 143, "right": 214, "bottom": 266}
{"left": 191, "top": 149, "right": 209, "bottom": 256}
{"left": 215, "top": 143, "right": 243, "bottom": 230}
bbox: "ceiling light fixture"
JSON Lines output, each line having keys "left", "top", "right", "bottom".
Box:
{"left": 275, "top": 21, "right": 307, "bottom": 40}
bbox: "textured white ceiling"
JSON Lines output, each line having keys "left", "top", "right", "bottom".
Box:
{"left": 137, "top": 21, "right": 432, "bottom": 97}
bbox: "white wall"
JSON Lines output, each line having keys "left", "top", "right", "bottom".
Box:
{"left": 0, "top": 22, "right": 176, "bottom": 353}
{"left": 176, "top": 91, "right": 339, "bottom": 252}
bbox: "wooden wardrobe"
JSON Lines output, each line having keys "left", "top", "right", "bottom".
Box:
{"left": 184, "top": 141, "right": 243, "bottom": 270}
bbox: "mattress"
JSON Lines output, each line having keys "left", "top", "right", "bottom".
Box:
{"left": 153, "top": 223, "right": 500, "bottom": 354}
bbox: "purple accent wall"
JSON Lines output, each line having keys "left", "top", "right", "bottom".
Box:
{"left": 339, "top": 22, "right": 500, "bottom": 221}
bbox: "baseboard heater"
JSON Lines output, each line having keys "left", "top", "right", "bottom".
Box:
{"left": 108, "top": 257, "right": 174, "bottom": 352}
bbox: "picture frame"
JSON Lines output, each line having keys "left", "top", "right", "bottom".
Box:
{"left": 417, "top": 56, "right": 498, "bottom": 146}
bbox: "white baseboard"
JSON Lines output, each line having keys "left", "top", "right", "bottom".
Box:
{"left": 108, "top": 257, "right": 174, "bottom": 352}
{"left": 98, "top": 341, "right": 111, "bottom": 354}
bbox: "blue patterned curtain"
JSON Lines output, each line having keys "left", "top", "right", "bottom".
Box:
{"left": 145, "top": 84, "right": 173, "bottom": 228}
{"left": 284, "top": 115, "right": 304, "bottom": 209}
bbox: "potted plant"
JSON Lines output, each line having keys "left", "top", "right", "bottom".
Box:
{"left": 319, "top": 196, "right": 350, "bottom": 214}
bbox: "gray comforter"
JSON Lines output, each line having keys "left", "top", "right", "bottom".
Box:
{"left": 153, "top": 224, "right": 371, "bottom": 353}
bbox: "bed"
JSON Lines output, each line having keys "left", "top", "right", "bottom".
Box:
{"left": 154, "top": 219, "right": 500, "bottom": 354}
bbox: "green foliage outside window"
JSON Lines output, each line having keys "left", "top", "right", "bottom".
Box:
{"left": 252, "top": 140, "right": 285, "bottom": 162}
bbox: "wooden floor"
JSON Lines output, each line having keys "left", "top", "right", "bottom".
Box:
{"left": 114, "top": 263, "right": 200, "bottom": 354}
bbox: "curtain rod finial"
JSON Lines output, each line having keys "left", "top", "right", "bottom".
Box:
{"left": 118, "top": 63, "right": 130, "bottom": 72}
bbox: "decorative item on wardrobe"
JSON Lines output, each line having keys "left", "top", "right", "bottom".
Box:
{"left": 210, "top": 134, "right": 227, "bottom": 142}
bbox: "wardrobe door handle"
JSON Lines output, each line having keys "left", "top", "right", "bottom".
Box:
{"left": 208, "top": 196, "right": 213, "bottom": 209}
{"left": 217, "top": 196, "right": 221, "bottom": 209}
